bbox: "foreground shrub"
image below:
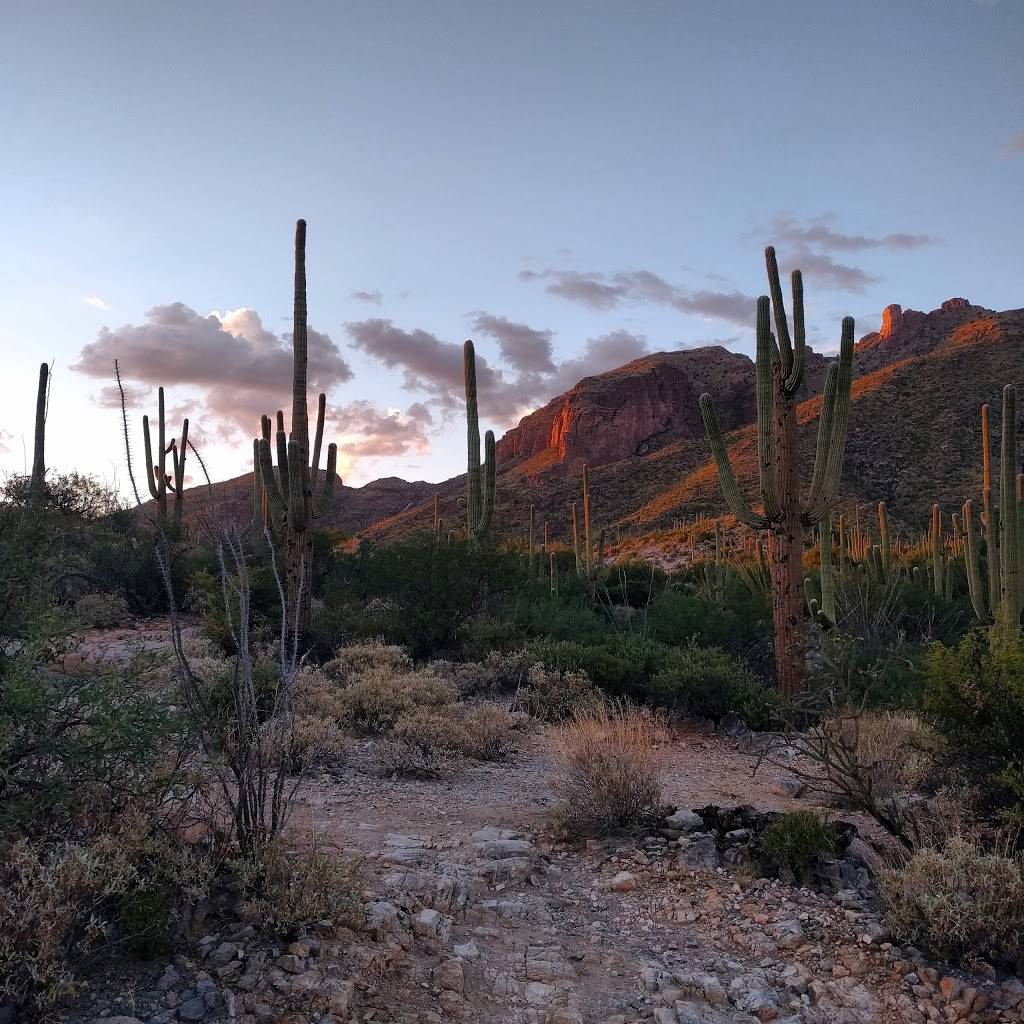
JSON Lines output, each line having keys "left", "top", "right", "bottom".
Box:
{"left": 549, "top": 702, "right": 666, "bottom": 837}
{"left": 922, "top": 631, "right": 1024, "bottom": 824}
{"left": 758, "top": 811, "right": 835, "bottom": 882}
{"left": 323, "top": 639, "right": 412, "bottom": 682}
{"left": 879, "top": 836, "right": 1024, "bottom": 963}
{"left": 232, "top": 838, "right": 364, "bottom": 937}
{"left": 339, "top": 666, "right": 457, "bottom": 734}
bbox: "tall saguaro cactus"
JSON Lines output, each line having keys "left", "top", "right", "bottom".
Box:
{"left": 254, "top": 220, "right": 339, "bottom": 637}
{"left": 700, "top": 246, "right": 855, "bottom": 696}
{"left": 29, "top": 362, "right": 49, "bottom": 505}
{"left": 463, "top": 340, "right": 496, "bottom": 540}
{"left": 572, "top": 464, "right": 605, "bottom": 583}
{"left": 963, "top": 385, "right": 1023, "bottom": 636}
{"left": 143, "top": 387, "right": 189, "bottom": 531}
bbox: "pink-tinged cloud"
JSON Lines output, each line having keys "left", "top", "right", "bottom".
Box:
{"left": 73, "top": 303, "right": 353, "bottom": 436}
{"left": 469, "top": 312, "right": 556, "bottom": 373}
{"left": 350, "top": 289, "right": 383, "bottom": 304}
{"left": 767, "top": 214, "right": 935, "bottom": 252}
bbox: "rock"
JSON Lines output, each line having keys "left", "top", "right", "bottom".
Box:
{"left": 275, "top": 954, "right": 305, "bottom": 974}
{"left": 177, "top": 996, "right": 208, "bottom": 1022}
{"left": 676, "top": 833, "right": 720, "bottom": 871}
{"left": 610, "top": 871, "right": 637, "bottom": 892}
{"left": 548, "top": 1011, "right": 584, "bottom": 1024}
{"left": 665, "top": 809, "right": 705, "bottom": 834}
{"left": 413, "top": 908, "right": 452, "bottom": 941}
{"left": 206, "top": 941, "right": 239, "bottom": 968}
{"left": 472, "top": 837, "right": 533, "bottom": 858}
{"left": 880, "top": 304, "right": 903, "bottom": 340}
{"left": 434, "top": 958, "right": 465, "bottom": 993}
{"left": 89, "top": 1019, "right": 144, "bottom": 1024}
{"left": 453, "top": 941, "right": 480, "bottom": 959}
{"left": 366, "top": 899, "right": 399, "bottom": 934}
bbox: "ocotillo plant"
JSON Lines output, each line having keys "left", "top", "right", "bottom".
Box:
{"left": 28, "top": 362, "right": 49, "bottom": 505}
{"left": 572, "top": 464, "right": 605, "bottom": 582}
{"left": 142, "top": 387, "right": 189, "bottom": 531}
{"left": 963, "top": 385, "right": 1023, "bottom": 635}
{"left": 700, "top": 246, "right": 854, "bottom": 696}
{"left": 463, "top": 340, "right": 496, "bottom": 540}
{"left": 254, "top": 220, "right": 339, "bottom": 637}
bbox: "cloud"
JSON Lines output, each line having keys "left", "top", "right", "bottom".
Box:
{"left": 350, "top": 290, "right": 383, "bottom": 304}
{"left": 86, "top": 296, "right": 109, "bottom": 310}
{"left": 329, "top": 401, "right": 431, "bottom": 458}
{"left": 519, "top": 269, "right": 756, "bottom": 326}
{"left": 74, "top": 303, "right": 353, "bottom": 438}
{"left": 0, "top": 428, "right": 15, "bottom": 456}
{"left": 767, "top": 214, "right": 935, "bottom": 252}
{"left": 94, "top": 382, "right": 152, "bottom": 409}
{"left": 780, "top": 250, "right": 880, "bottom": 293}
{"left": 1001, "top": 133, "right": 1024, "bottom": 155}
{"left": 469, "top": 312, "right": 556, "bottom": 373}
{"left": 346, "top": 316, "right": 652, "bottom": 427}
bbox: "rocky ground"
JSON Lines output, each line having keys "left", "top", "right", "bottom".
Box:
{"left": 43, "top": 622, "right": 1024, "bottom": 1024}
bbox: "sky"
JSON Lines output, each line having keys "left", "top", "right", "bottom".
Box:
{"left": 1, "top": 0, "right": 1022, "bottom": 491}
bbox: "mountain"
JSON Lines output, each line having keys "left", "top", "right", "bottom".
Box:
{"left": 168, "top": 296, "right": 1023, "bottom": 546}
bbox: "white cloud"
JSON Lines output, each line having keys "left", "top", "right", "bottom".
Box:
{"left": 86, "top": 296, "right": 109, "bottom": 310}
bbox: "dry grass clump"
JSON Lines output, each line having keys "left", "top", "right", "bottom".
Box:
{"left": 339, "top": 666, "right": 457, "bottom": 734}
{"left": 878, "top": 835, "right": 1024, "bottom": 963}
{"left": 233, "top": 838, "right": 364, "bottom": 937}
{"left": 839, "top": 710, "right": 939, "bottom": 797}
{"left": 549, "top": 701, "right": 667, "bottom": 837}
{"left": 380, "top": 702, "right": 521, "bottom": 777}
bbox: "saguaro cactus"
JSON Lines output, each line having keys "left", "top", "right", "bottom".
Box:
{"left": 28, "top": 362, "right": 49, "bottom": 505}
{"left": 142, "top": 387, "right": 189, "bottom": 531}
{"left": 700, "top": 246, "right": 854, "bottom": 696}
{"left": 254, "top": 220, "right": 339, "bottom": 636}
{"left": 963, "top": 385, "right": 1023, "bottom": 636}
{"left": 572, "top": 465, "right": 605, "bottom": 583}
{"left": 463, "top": 340, "right": 496, "bottom": 540}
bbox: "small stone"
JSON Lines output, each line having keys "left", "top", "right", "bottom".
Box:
{"left": 177, "top": 997, "right": 208, "bottom": 1022}
{"left": 610, "top": 871, "right": 637, "bottom": 892}
{"left": 938, "top": 976, "right": 961, "bottom": 1002}
{"left": 434, "top": 958, "right": 465, "bottom": 993}
{"left": 665, "top": 809, "right": 705, "bottom": 833}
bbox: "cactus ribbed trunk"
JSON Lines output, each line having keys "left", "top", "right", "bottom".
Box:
{"left": 700, "top": 246, "right": 855, "bottom": 697}
{"left": 254, "top": 220, "right": 339, "bottom": 649}
{"left": 29, "top": 362, "right": 48, "bottom": 505}
{"left": 770, "top": 366, "right": 804, "bottom": 697}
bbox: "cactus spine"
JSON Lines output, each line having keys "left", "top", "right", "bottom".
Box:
{"left": 964, "top": 386, "right": 1024, "bottom": 636}
{"left": 28, "top": 362, "right": 49, "bottom": 505}
{"left": 143, "top": 386, "right": 189, "bottom": 531}
{"left": 463, "top": 340, "right": 496, "bottom": 540}
{"left": 700, "top": 247, "right": 854, "bottom": 695}
{"left": 254, "top": 220, "right": 339, "bottom": 637}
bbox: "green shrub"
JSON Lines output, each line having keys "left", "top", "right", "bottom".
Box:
{"left": 339, "top": 666, "right": 457, "bottom": 734}
{"left": 879, "top": 836, "right": 1024, "bottom": 963}
{"left": 922, "top": 631, "right": 1024, "bottom": 824}
{"left": 758, "top": 811, "right": 836, "bottom": 881}
{"left": 517, "top": 662, "right": 601, "bottom": 722}
{"left": 648, "top": 644, "right": 777, "bottom": 728}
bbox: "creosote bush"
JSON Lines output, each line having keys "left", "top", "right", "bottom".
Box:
{"left": 878, "top": 836, "right": 1024, "bottom": 963}
{"left": 549, "top": 702, "right": 666, "bottom": 837}
{"left": 339, "top": 666, "right": 457, "bottom": 735}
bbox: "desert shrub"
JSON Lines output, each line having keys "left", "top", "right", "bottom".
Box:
{"left": 758, "top": 811, "right": 836, "bottom": 882}
{"left": 0, "top": 645, "right": 181, "bottom": 836}
{"left": 922, "top": 631, "right": 1024, "bottom": 824}
{"left": 454, "top": 703, "right": 520, "bottom": 760}
{"left": 431, "top": 648, "right": 534, "bottom": 698}
{"left": 515, "top": 598, "right": 608, "bottom": 644}
{"left": 386, "top": 701, "right": 519, "bottom": 770}
{"left": 339, "top": 667, "right": 457, "bottom": 734}
{"left": 285, "top": 667, "right": 347, "bottom": 772}
{"left": 515, "top": 662, "right": 601, "bottom": 722}
{"left": 232, "top": 838, "right": 364, "bottom": 937}
{"left": 878, "top": 836, "right": 1024, "bottom": 963}
{"left": 840, "top": 711, "right": 939, "bottom": 798}
{"left": 73, "top": 591, "right": 130, "bottom": 628}
{"left": 321, "top": 536, "right": 530, "bottom": 658}
{"left": 377, "top": 736, "right": 460, "bottom": 778}
{"left": 549, "top": 702, "right": 666, "bottom": 837}
{"left": 323, "top": 639, "right": 412, "bottom": 682}
{"left": 648, "top": 643, "right": 777, "bottom": 728}
{"left": 646, "top": 585, "right": 769, "bottom": 650}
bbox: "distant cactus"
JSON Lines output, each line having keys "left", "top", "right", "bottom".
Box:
{"left": 254, "top": 220, "right": 339, "bottom": 636}
{"left": 572, "top": 465, "right": 605, "bottom": 584}
{"left": 702, "top": 521, "right": 728, "bottom": 606}
{"left": 28, "top": 362, "right": 49, "bottom": 505}
{"left": 142, "top": 386, "right": 189, "bottom": 531}
{"left": 700, "top": 247, "right": 854, "bottom": 695}
{"left": 462, "top": 340, "right": 496, "bottom": 540}
{"left": 963, "top": 386, "right": 1023, "bottom": 635}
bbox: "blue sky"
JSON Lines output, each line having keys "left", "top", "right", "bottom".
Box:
{"left": 1, "top": 0, "right": 1022, "bottom": 488}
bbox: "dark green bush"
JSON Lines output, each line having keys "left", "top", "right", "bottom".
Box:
{"left": 758, "top": 811, "right": 836, "bottom": 881}
{"left": 922, "top": 630, "right": 1024, "bottom": 824}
